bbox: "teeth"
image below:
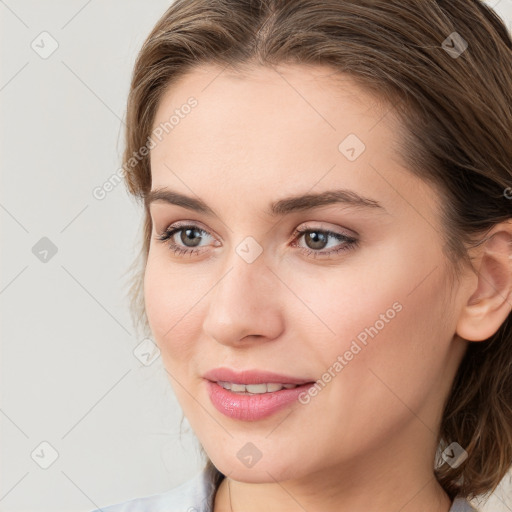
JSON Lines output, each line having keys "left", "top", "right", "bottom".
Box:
{"left": 217, "top": 381, "right": 299, "bottom": 394}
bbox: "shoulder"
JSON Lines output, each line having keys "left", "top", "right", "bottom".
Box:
{"left": 449, "top": 496, "right": 480, "bottom": 512}
{"left": 89, "top": 466, "right": 221, "bottom": 512}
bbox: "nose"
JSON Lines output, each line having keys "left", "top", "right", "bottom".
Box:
{"left": 202, "top": 248, "right": 285, "bottom": 346}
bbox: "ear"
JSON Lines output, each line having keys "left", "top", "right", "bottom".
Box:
{"left": 456, "top": 222, "right": 512, "bottom": 342}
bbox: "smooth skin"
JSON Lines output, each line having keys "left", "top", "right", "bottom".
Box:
{"left": 144, "top": 63, "right": 512, "bottom": 512}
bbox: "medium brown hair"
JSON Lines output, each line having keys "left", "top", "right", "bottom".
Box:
{"left": 122, "top": 0, "right": 512, "bottom": 502}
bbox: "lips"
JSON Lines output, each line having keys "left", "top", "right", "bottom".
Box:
{"left": 205, "top": 380, "right": 316, "bottom": 421}
{"left": 202, "top": 367, "right": 314, "bottom": 386}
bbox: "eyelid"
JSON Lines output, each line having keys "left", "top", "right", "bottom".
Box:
{"left": 292, "top": 221, "right": 358, "bottom": 240}
{"left": 157, "top": 220, "right": 356, "bottom": 245}
{"left": 156, "top": 219, "right": 220, "bottom": 241}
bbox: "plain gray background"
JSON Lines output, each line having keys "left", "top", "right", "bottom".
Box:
{"left": 1, "top": 1, "right": 512, "bottom": 511}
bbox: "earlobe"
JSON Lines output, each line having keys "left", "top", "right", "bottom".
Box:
{"left": 456, "top": 226, "right": 512, "bottom": 342}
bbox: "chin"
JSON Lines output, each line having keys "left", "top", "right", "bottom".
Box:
{"left": 210, "top": 452, "right": 305, "bottom": 483}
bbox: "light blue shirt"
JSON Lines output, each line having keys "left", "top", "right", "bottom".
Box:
{"left": 90, "top": 465, "right": 480, "bottom": 512}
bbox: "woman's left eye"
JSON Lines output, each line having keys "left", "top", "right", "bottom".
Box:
{"left": 155, "top": 223, "right": 359, "bottom": 259}
{"left": 291, "top": 226, "right": 359, "bottom": 258}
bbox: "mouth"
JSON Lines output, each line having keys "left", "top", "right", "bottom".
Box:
{"left": 214, "top": 381, "right": 305, "bottom": 394}
{"left": 202, "top": 367, "right": 314, "bottom": 386}
{"left": 204, "top": 378, "right": 316, "bottom": 421}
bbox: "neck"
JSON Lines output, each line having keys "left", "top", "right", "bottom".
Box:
{"left": 213, "top": 429, "right": 453, "bottom": 512}
{"left": 214, "top": 469, "right": 452, "bottom": 512}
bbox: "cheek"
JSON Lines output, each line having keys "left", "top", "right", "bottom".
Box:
{"left": 143, "top": 252, "right": 204, "bottom": 363}
{"left": 283, "top": 262, "right": 452, "bottom": 456}
{"left": 286, "top": 248, "right": 452, "bottom": 393}
{"left": 278, "top": 252, "right": 410, "bottom": 351}
{"left": 287, "top": 270, "right": 407, "bottom": 371}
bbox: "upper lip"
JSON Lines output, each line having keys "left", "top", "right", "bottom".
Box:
{"left": 203, "top": 367, "right": 314, "bottom": 385}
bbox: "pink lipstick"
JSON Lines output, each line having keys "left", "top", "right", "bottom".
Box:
{"left": 203, "top": 368, "right": 316, "bottom": 421}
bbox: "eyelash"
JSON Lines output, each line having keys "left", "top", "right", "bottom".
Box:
{"left": 155, "top": 222, "right": 359, "bottom": 259}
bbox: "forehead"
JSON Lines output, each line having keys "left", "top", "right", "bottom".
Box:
{"left": 154, "top": 64, "right": 387, "bottom": 153}
{"left": 151, "top": 63, "right": 388, "bottom": 137}
{"left": 148, "top": 63, "right": 432, "bottom": 219}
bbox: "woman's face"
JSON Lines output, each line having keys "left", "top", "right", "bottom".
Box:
{"left": 144, "top": 63, "right": 469, "bottom": 483}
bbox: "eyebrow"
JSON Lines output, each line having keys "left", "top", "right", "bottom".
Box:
{"left": 146, "top": 187, "right": 388, "bottom": 217}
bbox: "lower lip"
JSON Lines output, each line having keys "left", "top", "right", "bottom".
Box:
{"left": 205, "top": 380, "right": 315, "bottom": 421}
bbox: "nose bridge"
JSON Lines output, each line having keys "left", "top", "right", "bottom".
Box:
{"left": 218, "top": 234, "right": 272, "bottom": 300}
{"left": 214, "top": 242, "right": 272, "bottom": 315}
{"left": 202, "top": 240, "right": 283, "bottom": 343}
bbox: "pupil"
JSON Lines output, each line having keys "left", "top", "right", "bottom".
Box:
{"left": 182, "top": 228, "right": 201, "bottom": 247}
{"left": 306, "top": 231, "right": 327, "bottom": 250}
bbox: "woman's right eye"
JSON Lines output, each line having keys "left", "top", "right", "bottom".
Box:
{"left": 155, "top": 223, "right": 214, "bottom": 256}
